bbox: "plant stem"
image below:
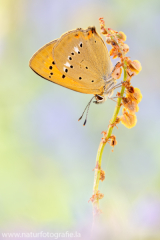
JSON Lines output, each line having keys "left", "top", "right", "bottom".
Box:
{"left": 92, "top": 61, "right": 127, "bottom": 215}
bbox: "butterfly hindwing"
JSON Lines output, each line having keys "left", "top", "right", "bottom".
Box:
{"left": 29, "top": 39, "right": 102, "bottom": 94}
{"left": 53, "top": 27, "right": 112, "bottom": 91}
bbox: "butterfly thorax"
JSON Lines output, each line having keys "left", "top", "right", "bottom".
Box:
{"left": 94, "top": 76, "right": 117, "bottom": 104}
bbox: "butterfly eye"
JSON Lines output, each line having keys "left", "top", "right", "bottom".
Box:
{"left": 95, "top": 95, "right": 104, "bottom": 101}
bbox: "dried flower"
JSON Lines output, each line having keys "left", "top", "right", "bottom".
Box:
{"left": 116, "top": 31, "right": 126, "bottom": 41}
{"left": 111, "top": 66, "right": 122, "bottom": 79}
{"left": 126, "top": 71, "right": 134, "bottom": 81}
{"left": 100, "top": 170, "right": 105, "bottom": 181}
{"left": 128, "top": 60, "right": 142, "bottom": 74}
{"left": 127, "top": 86, "right": 134, "bottom": 94}
{"left": 121, "top": 108, "right": 137, "bottom": 128}
{"left": 101, "top": 27, "right": 108, "bottom": 35}
{"left": 111, "top": 40, "right": 117, "bottom": 47}
{"left": 99, "top": 17, "right": 107, "bottom": 35}
{"left": 106, "top": 37, "right": 111, "bottom": 44}
{"left": 109, "top": 47, "right": 118, "bottom": 59}
{"left": 122, "top": 97, "right": 139, "bottom": 114}
{"left": 89, "top": 190, "right": 104, "bottom": 203}
{"left": 109, "top": 117, "right": 121, "bottom": 128}
{"left": 123, "top": 44, "right": 129, "bottom": 53}
{"left": 109, "top": 135, "right": 117, "bottom": 147}
{"left": 127, "top": 87, "right": 142, "bottom": 104}
{"left": 101, "top": 130, "right": 108, "bottom": 143}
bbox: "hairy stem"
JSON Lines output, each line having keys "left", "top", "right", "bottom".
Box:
{"left": 92, "top": 61, "right": 127, "bottom": 215}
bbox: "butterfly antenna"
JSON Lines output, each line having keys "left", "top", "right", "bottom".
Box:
{"left": 78, "top": 96, "right": 95, "bottom": 124}
{"left": 83, "top": 98, "right": 93, "bottom": 126}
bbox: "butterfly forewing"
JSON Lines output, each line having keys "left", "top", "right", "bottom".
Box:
{"left": 29, "top": 40, "right": 102, "bottom": 94}
{"left": 53, "top": 27, "right": 112, "bottom": 91}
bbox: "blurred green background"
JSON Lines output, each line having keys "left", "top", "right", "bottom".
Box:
{"left": 0, "top": 0, "right": 160, "bottom": 239}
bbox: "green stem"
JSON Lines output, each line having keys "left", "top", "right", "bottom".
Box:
{"left": 92, "top": 61, "right": 127, "bottom": 215}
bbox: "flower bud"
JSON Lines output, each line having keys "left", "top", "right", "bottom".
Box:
{"left": 117, "top": 52, "right": 122, "bottom": 58}
{"left": 106, "top": 37, "right": 111, "bottom": 44}
{"left": 117, "top": 31, "right": 127, "bottom": 41}
{"left": 101, "top": 27, "right": 108, "bottom": 35}
{"left": 109, "top": 48, "right": 118, "bottom": 58}
{"left": 111, "top": 41, "right": 117, "bottom": 47}
{"left": 123, "top": 44, "right": 129, "bottom": 53}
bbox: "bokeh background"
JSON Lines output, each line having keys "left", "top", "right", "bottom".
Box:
{"left": 0, "top": 0, "right": 160, "bottom": 239}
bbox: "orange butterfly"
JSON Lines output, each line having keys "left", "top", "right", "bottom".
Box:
{"left": 29, "top": 27, "right": 117, "bottom": 125}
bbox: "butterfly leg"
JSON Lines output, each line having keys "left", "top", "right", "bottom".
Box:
{"left": 105, "top": 77, "right": 115, "bottom": 83}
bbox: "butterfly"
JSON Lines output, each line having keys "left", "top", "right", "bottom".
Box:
{"left": 29, "top": 27, "right": 117, "bottom": 125}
